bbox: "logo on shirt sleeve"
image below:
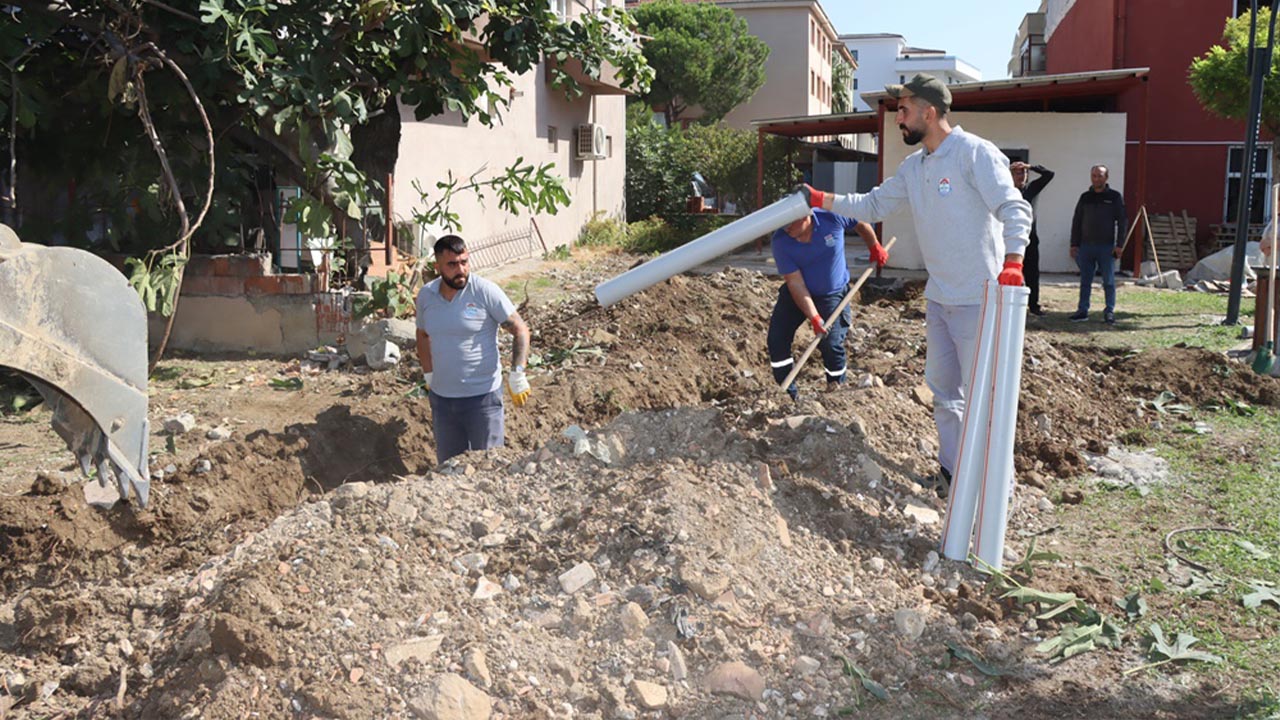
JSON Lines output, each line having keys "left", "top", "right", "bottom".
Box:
{"left": 938, "top": 178, "right": 951, "bottom": 197}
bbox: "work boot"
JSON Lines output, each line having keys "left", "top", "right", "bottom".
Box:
{"left": 929, "top": 466, "right": 952, "bottom": 500}
{"left": 786, "top": 383, "right": 799, "bottom": 402}
{"left": 1028, "top": 305, "right": 1046, "bottom": 316}
{"left": 1104, "top": 310, "right": 1115, "bottom": 325}
{"left": 1068, "top": 310, "right": 1088, "bottom": 322}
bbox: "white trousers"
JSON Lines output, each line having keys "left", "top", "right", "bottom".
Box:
{"left": 924, "top": 301, "right": 982, "bottom": 475}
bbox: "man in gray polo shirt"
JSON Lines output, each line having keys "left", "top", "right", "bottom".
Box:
{"left": 799, "top": 74, "right": 1032, "bottom": 495}
{"left": 415, "top": 235, "right": 531, "bottom": 464}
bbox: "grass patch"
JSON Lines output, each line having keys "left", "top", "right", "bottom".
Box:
{"left": 1071, "top": 403, "right": 1280, "bottom": 697}
{"left": 503, "top": 276, "right": 556, "bottom": 299}
{"left": 1034, "top": 284, "right": 1254, "bottom": 352}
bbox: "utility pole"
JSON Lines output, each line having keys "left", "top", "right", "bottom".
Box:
{"left": 1227, "top": 0, "right": 1280, "bottom": 325}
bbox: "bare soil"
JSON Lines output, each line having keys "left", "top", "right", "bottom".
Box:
{"left": 1, "top": 256, "right": 1277, "bottom": 719}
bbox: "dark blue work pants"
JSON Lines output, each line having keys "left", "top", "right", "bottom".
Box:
{"left": 767, "top": 284, "right": 851, "bottom": 393}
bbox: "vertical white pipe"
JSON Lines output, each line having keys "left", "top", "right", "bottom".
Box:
{"left": 594, "top": 192, "right": 811, "bottom": 307}
{"left": 974, "top": 284, "right": 1030, "bottom": 570}
{"left": 940, "top": 282, "right": 1000, "bottom": 562}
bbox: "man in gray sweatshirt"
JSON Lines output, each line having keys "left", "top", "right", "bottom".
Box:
{"left": 798, "top": 73, "right": 1032, "bottom": 494}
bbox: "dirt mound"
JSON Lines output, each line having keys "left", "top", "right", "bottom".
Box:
{"left": 2, "top": 263, "right": 1278, "bottom": 718}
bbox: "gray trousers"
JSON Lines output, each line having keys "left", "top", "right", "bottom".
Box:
{"left": 429, "top": 390, "right": 504, "bottom": 464}
{"left": 924, "top": 301, "right": 981, "bottom": 476}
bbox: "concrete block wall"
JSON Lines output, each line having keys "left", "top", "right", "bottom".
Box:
{"left": 150, "top": 253, "right": 356, "bottom": 356}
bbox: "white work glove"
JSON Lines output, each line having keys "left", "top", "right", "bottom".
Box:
{"left": 506, "top": 367, "right": 531, "bottom": 407}
{"left": 421, "top": 371, "right": 432, "bottom": 392}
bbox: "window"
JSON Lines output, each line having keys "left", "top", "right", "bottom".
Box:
{"left": 606, "top": 136, "right": 613, "bottom": 158}
{"left": 550, "top": 0, "right": 567, "bottom": 17}
{"left": 899, "top": 75, "right": 905, "bottom": 83}
{"left": 852, "top": 77, "right": 858, "bottom": 90}
{"left": 811, "top": 71, "right": 816, "bottom": 96}
{"left": 1225, "top": 145, "right": 1273, "bottom": 223}
{"left": 1018, "top": 33, "right": 1046, "bottom": 76}
{"left": 851, "top": 49, "right": 858, "bottom": 62}
{"left": 548, "top": 125, "right": 558, "bottom": 150}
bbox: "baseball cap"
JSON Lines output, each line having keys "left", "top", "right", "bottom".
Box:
{"left": 885, "top": 73, "right": 952, "bottom": 113}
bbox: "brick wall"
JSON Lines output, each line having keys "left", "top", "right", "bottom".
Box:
{"left": 181, "top": 254, "right": 319, "bottom": 296}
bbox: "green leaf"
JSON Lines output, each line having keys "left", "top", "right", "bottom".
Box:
{"left": 1011, "top": 538, "right": 1062, "bottom": 578}
{"left": 1148, "top": 624, "right": 1223, "bottom": 665}
{"left": 1115, "top": 592, "right": 1148, "bottom": 620}
{"left": 1037, "top": 598, "right": 1083, "bottom": 620}
{"left": 860, "top": 676, "right": 889, "bottom": 701}
{"left": 270, "top": 377, "right": 304, "bottom": 391}
{"left": 1001, "top": 587, "right": 1079, "bottom": 608}
{"left": 945, "top": 641, "right": 1007, "bottom": 677}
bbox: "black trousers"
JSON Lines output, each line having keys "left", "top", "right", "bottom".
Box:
{"left": 1026, "top": 234, "right": 1041, "bottom": 311}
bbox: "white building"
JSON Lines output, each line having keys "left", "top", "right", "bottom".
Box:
{"left": 839, "top": 33, "right": 981, "bottom": 112}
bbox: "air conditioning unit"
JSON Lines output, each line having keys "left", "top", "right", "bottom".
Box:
{"left": 575, "top": 123, "right": 607, "bottom": 161}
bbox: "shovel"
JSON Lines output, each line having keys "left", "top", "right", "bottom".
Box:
{"left": 1253, "top": 184, "right": 1278, "bottom": 375}
{"left": 780, "top": 237, "right": 897, "bottom": 392}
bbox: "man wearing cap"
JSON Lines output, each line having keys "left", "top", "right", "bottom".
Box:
{"left": 797, "top": 73, "right": 1032, "bottom": 495}
{"left": 768, "top": 209, "right": 886, "bottom": 399}
{"left": 416, "top": 235, "right": 532, "bottom": 464}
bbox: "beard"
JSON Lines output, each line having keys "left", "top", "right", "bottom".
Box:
{"left": 443, "top": 273, "right": 469, "bottom": 290}
{"left": 900, "top": 124, "right": 925, "bottom": 146}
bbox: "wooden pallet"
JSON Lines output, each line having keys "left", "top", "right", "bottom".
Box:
{"left": 1210, "top": 222, "right": 1268, "bottom": 249}
{"left": 1146, "top": 211, "right": 1198, "bottom": 271}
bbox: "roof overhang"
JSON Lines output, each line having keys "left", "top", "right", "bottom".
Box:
{"left": 752, "top": 110, "right": 878, "bottom": 137}
{"left": 751, "top": 68, "right": 1149, "bottom": 140}
{"left": 861, "top": 67, "right": 1149, "bottom": 110}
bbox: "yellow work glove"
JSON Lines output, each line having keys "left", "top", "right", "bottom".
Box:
{"left": 506, "top": 367, "right": 531, "bottom": 407}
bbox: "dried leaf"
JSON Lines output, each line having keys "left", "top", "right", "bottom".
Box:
{"left": 1235, "top": 540, "right": 1272, "bottom": 560}
{"left": 1242, "top": 584, "right": 1280, "bottom": 610}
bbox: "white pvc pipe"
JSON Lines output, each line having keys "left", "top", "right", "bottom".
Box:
{"left": 974, "top": 284, "right": 1029, "bottom": 570}
{"left": 940, "top": 281, "right": 1000, "bottom": 562}
{"left": 594, "top": 192, "right": 811, "bottom": 307}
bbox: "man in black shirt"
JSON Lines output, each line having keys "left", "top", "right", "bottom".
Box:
{"left": 1069, "top": 165, "right": 1126, "bottom": 324}
{"left": 1011, "top": 162, "right": 1055, "bottom": 316}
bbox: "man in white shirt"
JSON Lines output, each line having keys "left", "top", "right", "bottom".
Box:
{"left": 798, "top": 74, "right": 1032, "bottom": 494}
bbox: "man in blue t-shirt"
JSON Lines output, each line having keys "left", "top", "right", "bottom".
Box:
{"left": 415, "top": 235, "right": 532, "bottom": 464}
{"left": 769, "top": 208, "right": 887, "bottom": 399}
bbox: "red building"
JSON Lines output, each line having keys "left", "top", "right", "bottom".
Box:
{"left": 1041, "top": 0, "right": 1261, "bottom": 249}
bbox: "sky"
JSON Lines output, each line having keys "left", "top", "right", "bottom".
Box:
{"left": 825, "top": 1, "right": 1039, "bottom": 82}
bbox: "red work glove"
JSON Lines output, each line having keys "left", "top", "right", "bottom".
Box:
{"left": 997, "top": 260, "right": 1024, "bottom": 287}
{"left": 794, "top": 183, "right": 826, "bottom": 209}
{"left": 868, "top": 242, "right": 889, "bottom": 268}
{"left": 809, "top": 315, "right": 826, "bottom": 336}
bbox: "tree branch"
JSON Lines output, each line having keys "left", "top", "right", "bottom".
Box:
{"left": 140, "top": 0, "right": 199, "bottom": 23}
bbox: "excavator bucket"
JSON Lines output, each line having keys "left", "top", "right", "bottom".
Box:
{"left": 0, "top": 224, "right": 151, "bottom": 507}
